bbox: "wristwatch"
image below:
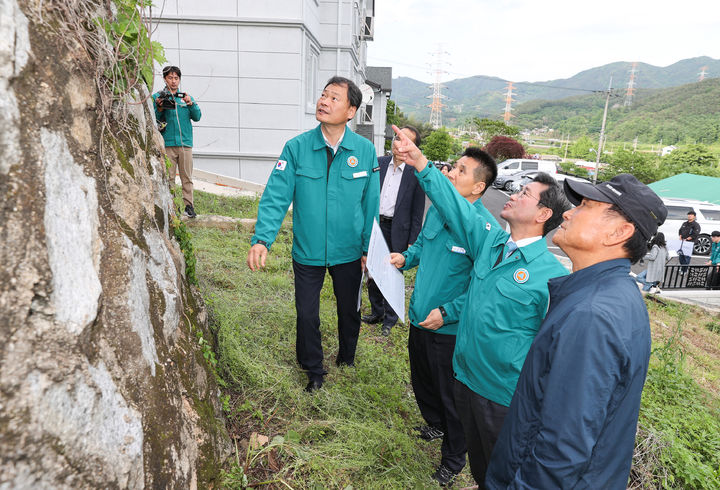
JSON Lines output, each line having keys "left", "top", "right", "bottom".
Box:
{"left": 438, "top": 306, "right": 447, "bottom": 318}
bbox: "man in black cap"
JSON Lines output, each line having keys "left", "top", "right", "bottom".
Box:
{"left": 486, "top": 174, "right": 667, "bottom": 489}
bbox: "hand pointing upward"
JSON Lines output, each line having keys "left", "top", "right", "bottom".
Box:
{"left": 391, "top": 124, "right": 429, "bottom": 171}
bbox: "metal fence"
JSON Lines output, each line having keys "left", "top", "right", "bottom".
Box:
{"left": 662, "top": 265, "right": 720, "bottom": 289}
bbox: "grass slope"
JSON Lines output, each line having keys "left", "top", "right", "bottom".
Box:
{"left": 185, "top": 190, "right": 720, "bottom": 489}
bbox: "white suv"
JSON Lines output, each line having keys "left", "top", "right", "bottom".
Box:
{"left": 658, "top": 198, "right": 720, "bottom": 255}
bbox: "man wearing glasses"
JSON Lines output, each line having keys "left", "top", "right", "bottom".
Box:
{"left": 390, "top": 125, "right": 570, "bottom": 486}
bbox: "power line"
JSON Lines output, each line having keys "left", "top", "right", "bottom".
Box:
{"left": 369, "top": 56, "right": 612, "bottom": 94}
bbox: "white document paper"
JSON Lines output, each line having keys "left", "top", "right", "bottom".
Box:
{"left": 667, "top": 239, "right": 694, "bottom": 258}
{"left": 366, "top": 219, "right": 405, "bottom": 322}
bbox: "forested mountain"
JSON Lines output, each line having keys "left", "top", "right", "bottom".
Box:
{"left": 513, "top": 77, "right": 720, "bottom": 144}
{"left": 392, "top": 56, "right": 720, "bottom": 126}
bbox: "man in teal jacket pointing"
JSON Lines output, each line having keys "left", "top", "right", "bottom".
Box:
{"left": 247, "top": 77, "right": 380, "bottom": 392}
{"left": 391, "top": 125, "right": 570, "bottom": 486}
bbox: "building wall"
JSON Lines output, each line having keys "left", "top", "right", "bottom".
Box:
{"left": 151, "top": 0, "right": 375, "bottom": 185}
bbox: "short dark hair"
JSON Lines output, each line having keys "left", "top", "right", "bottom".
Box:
{"left": 608, "top": 204, "right": 648, "bottom": 264}
{"left": 401, "top": 125, "right": 421, "bottom": 147}
{"left": 688, "top": 211, "right": 696, "bottom": 216}
{"left": 162, "top": 66, "right": 181, "bottom": 78}
{"left": 534, "top": 173, "right": 571, "bottom": 236}
{"left": 461, "top": 147, "right": 496, "bottom": 196}
{"left": 711, "top": 231, "right": 720, "bottom": 237}
{"left": 324, "top": 76, "right": 362, "bottom": 110}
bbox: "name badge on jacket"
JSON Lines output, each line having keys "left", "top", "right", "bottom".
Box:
{"left": 451, "top": 245, "right": 466, "bottom": 254}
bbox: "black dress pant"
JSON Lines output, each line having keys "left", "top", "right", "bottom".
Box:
{"left": 453, "top": 381, "right": 509, "bottom": 487}
{"left": 409, "top": 326, "right": 466, "bottom": 473}
{"left": 293, "top": 259, "right": 362, "bottom": 382}
{"left": 368, "top": 219, "right": 400, "bottom": 326}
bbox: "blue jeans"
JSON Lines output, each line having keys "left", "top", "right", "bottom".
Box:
{"left": 634, "top": 270, "right": 657, "bottom": 291}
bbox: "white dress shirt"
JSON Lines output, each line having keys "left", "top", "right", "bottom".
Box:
{"left": 379, "top": 159, "right": 405, "bottom": 217}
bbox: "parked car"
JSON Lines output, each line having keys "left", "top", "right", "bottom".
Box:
{"left": 496, "top": 158, "right": 557, "bottom": 178}
{"left": 657, "top": 198, "right": 720, "bottom": 255}
{"left": 493, "top": 169, "right": 539, "bottom": 191}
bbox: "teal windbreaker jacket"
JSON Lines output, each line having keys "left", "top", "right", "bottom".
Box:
{"left": 402, "top": 201, "right": 498, "bottom": 336}
{"left": 152, "top": 90, "right": 201, "bottom": 147}
{"left": 415, "top": 164, "right": 568, "bottom": 407}
{"left": 252, "top": 125, "right": 379, "bottom": 266}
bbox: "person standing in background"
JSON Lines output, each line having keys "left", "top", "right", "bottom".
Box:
{"left": 362, "top": 126, "right": 425, "bottom": 336}
{"left": 634, "top": 232, "right": 668, "bottom": 293}
{"left": 678, "top": 211, "right": 700, "bottom": 273}
{"left": 153, "top": 65, "right": 202, "bottom": 218}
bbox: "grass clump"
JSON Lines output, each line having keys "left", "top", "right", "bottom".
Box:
{"left": 634, "top": 300, "right": 720, "bottom": 488}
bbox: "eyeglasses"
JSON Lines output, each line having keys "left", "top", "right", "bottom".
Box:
{"left": 514, "top": 186, "right": 540, "bottom": 201}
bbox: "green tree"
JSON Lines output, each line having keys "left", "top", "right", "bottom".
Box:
{"left": 484, "top": 136, "right": 525, "bottom": 162}
{"left": 659, "top": 145, "right": 720, "bottom": 179}
{"left": 421, "top": 129, "right": 455, "bottom": 162}
{"left": 472, "top": 118, "right": 520, "bottom": 143}
{"left": 599, "top": 149, "right": 660, "bottom": 183}
{"left": 385, "top": 100, "right": 433, "bottom": 151}
{"left": 569, "top": 135, "right": 595, "bottom": 160}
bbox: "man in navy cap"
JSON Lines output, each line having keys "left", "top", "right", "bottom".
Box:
{"left": 486, "top": 174, "right": 667, "bottom": 489}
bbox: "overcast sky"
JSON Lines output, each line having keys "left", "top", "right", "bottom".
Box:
{"left": 366, "top": 0, "right": 720, "bottom": 84}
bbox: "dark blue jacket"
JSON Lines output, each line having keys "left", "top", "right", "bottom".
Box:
{"left": 486, "top": 259, "right": 651, "bottom": 489}
{"left": 378, "top": 155, "right": 425, "bottom": 251}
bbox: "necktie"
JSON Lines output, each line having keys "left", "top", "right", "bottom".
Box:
{"left": 325, "top": 147, "right": 334, "bottom": 180}
{"left": 494, "top": 241, "right": 518, "bottom": 267}
{"left": 505, "top": 241, "right": 518, "bottom": 259}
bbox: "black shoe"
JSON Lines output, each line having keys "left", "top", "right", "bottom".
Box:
{"left": 335, "top": 358, "right": 355, "bottom": 368}
{"left": 305, "top": 379, "right": 323, "bottom": 392}
{"left": 362, "top": 313, "right": 383, "bottom": 324}
{"left": 184, "top": 204, "right": 197, "bottom": 218}
{"left": 414, "top": 425, "right": 444, "bottom": 441}
{"left": 381, "top": 325, "right": 392, "bottom": 337}
{"left": 431, "top": 464, "right": 459, "bottom": 487}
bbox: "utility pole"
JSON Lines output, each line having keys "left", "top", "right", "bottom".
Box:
{"left": 594, "top": 76, "right": 612, "bottom": 184}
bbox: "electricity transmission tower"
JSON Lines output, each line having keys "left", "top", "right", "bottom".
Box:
{"left": 427, "top": 47, "right": 449, "bottom": 129}
{"left": 698, "top": 66, "right": 708, "bottom": 81}
{"left": 502, "top": 81, "right": 515, "bottom": 122}
{"left": 624, "top": 62, "right": 638, "bottom": 107}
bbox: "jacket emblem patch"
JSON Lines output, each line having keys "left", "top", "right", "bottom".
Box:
{"left": 347, "top": 156, "right": 359, "bottom": 167}
{"left": 451, "top": 245, "right": 466, "bottom": 254}
{"left": 485, "top": 222, "right": 491, "bottom": 230}
{"left": 513, "top": 268, "right": 529, "bottom": 283}
{"left": 275, "top": 160, "right": 287, "bottom": 171}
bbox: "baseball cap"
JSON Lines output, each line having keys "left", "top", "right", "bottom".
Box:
{"left": 563, "top": 174, "right": 667, "bottom": 240}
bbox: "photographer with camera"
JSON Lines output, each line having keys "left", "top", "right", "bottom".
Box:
{"left": 153, "top": 65, "right": 202, "bottom": 218}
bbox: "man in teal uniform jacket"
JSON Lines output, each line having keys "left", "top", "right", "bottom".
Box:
{"left": 153, "top": 65, "right": 202, "bottom": 218}
{"left": 391, "top": 125, "right": 571, "bottom": 485}
{"left": 247, "top": 77, "right": 379, "bottom": 392}
{"left": 389, "top": 147, "right": 499, "bottom": 487}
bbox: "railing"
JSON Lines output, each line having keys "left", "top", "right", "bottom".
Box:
{"left": 662, "top": 265, "right": 720, "bottom": 289}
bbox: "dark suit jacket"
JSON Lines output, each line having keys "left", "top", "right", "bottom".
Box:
{"left": 378, "top": 155, "right": 426, "bottom": 252}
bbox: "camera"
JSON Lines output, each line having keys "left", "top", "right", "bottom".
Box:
{"left": 156, "top": 88, "right": 186, "bottom": 109}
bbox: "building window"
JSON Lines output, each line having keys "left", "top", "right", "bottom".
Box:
{"left": 305, "top": 43, "right": 319, "bottom": 113}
